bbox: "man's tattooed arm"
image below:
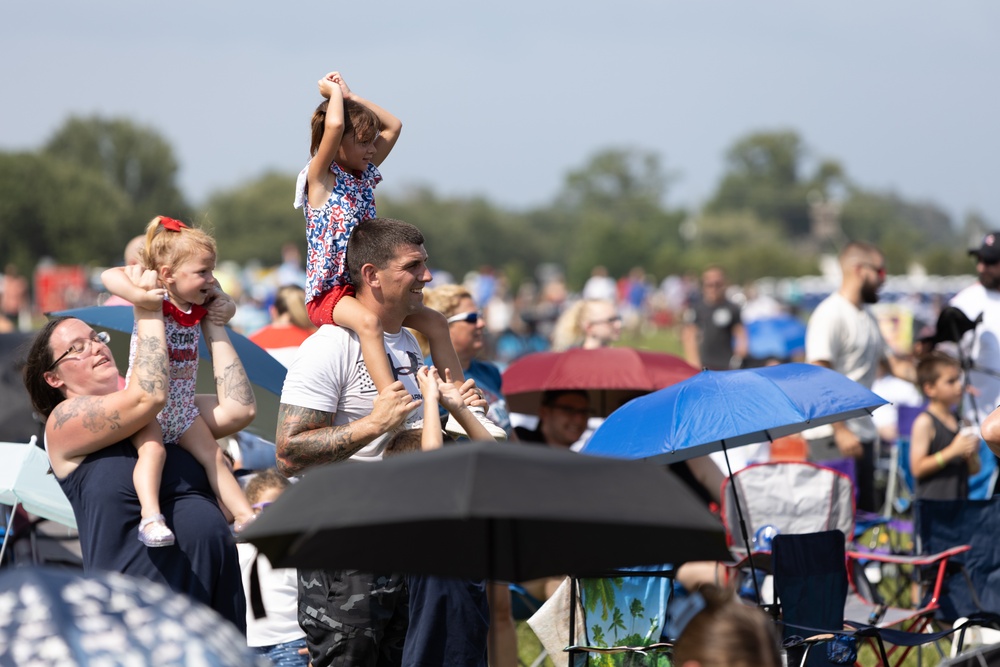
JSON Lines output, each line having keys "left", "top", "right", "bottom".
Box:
{"left": 275, "top": 404, "right": 379, "bottom": 476}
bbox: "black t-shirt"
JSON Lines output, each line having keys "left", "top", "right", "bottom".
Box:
{"left": 685, "top": 299, "right": 741, "bottom": 370}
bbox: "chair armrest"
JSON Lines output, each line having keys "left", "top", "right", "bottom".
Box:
{"left": 847, "top": 545, "right": 970, "bottom": 566}
{"left": 847, "top": 544, "right": 972, "bottom": 611}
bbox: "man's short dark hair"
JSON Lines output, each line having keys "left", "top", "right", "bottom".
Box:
{"left": 540, "top": 389, "right": 590, "bottom": 407}
{"left": 346, "top": 218, "right": 425, "bottom": 289}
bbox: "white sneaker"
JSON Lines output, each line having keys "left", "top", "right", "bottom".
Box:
{"left": 445, "top": 406, "right": 508, "bottom": 441}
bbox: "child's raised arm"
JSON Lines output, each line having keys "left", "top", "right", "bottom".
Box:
{"left": 307, "top": 72, "right": 347, "bottom": 201}
{"left": 416, "top": 366, "right": 444, "bottom": 451}
{"left": 332, "top": 72, "right": 402, "bottom": 167}
{"left": 101, "top": 266, "right": 166, "bottom": 311}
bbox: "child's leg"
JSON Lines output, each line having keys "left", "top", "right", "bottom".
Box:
{"left": 404, "top": 306, "right": 467, "bottom": 384}
{"left": 333, "top": 295, "right": 396, "bottom": 392}
{"left": 132, "top": 421, "right": 167, "bottom": 521}
{"left": 177, "top": 415, "right": 255, "bottom": 529}
{"left": 131, "top": 420, "right": 174, "bottom": 547}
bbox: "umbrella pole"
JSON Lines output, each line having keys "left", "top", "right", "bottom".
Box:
{"left": 720, "top": 442, "right": 762, "bottom": 605}
{"left": 0, "top": 499, "right": 19, "bottom": 565}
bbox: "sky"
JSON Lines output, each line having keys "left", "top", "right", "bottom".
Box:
{"left": 2, "top": 2, "right": 998, "bottom": 227}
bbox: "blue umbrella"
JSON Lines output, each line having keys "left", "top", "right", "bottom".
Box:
{"left": 746, "top": 314, "right": 807, "bottom": 360}
{"left": 581, "top": 363, "right": 888, "bottom": 465}
{"left": 51, "top": 306, "right": 286, "bottom": 440}
{"left": 582, "top": 363, "right": 888, "bottom": 605}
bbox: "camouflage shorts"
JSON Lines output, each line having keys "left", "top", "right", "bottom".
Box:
{"left": 298, "top": 569, "right": 409, "bottom": 667}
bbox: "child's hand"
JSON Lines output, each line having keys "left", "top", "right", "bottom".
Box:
{"left": 416, "top": 366, "right": 440, "bottom": 404}
{"left": 318, "top": 71, "right": 349, "bottom": 100}
{"left": 328, "top": 71, "right": 352, "bottom": 99}
{"left": 318, "top": 78, "right": 340, "bottom": 101}
{"left": 435, "top": 368, "right": 467, "bottom": 415}
{"left": 204, "top": 286, "right": 237, "bottom": 325}
{"left": 371, "top": 381, "right": 421, "bottom": 434}
{"left": 125, "top": 265, "right": 166, "bottom": 311}
{"left": 952, "top": 429, "right": 979, "bottom": 459}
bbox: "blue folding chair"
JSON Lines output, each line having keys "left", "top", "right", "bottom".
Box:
{"left": 915, "top": 497, "right": 1000, "bottom": 622}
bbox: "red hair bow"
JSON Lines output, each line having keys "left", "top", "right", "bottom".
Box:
{"left": 160, "top": 217, "right": 188, "bottom": 232}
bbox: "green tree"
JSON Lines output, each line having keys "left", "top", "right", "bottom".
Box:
{"left": 200, "top": 171, "right": 304, "bottom": 265}
{"left": 551, "top": 148, "right": 685, "bottom": 286}
{"left": 379, "top": 187, "right": 536, "bottom": 282}
{"left": 707, "top": 130, "right": 846, "bottom": 238}
{"left": 0, "top": 152, "right": 129, "bottom": 272}
{"left": 44, "top": 115, "right": 190, "bottom": 225}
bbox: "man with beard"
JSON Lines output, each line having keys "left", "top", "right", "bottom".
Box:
{"left": 803, "top": 242, "right": 915, "bottom": 512}
{"left": 950, "top": 233, "right": 1000, "bottom": 463}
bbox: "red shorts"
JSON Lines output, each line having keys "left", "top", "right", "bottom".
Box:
{"left": 307, "top": 284, "right": 356, "bottom": 327}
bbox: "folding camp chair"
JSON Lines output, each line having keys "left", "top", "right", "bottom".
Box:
{"left": 882, "top": 405, "right": 922, "bottom": 517}
{"left": 564, "top": 567, "right": 675, "bottom": 666}
{"left": 915, "top": 497, "right": 1000, "bottom": 622}
{"left": 773, "top": 529, "right": 974, "bottom": 667}
{"left": 722, "top": 460, "right": 917, "bottom": 602}
{"left": 721, "top": 461, "right": 856, "bottom": 556}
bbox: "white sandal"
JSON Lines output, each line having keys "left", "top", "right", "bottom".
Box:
{"left": 233, "top": 514, "right": 257, "bottom": 534}
{"left": 138, "top": 514, "right": 175, "bottom": 547}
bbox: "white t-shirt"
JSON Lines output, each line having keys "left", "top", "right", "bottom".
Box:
{"left": 804, "top": 292, "right": 887, "bottom": 442}
{"left": 871, "top": 374, "right": 924, "bottom": 435}
{"left": 950, "top": 283, "right": 1000, "bottom": 427}
{"left": 279, "top": 325, "right": 424, "bottom": 461}
{"left": 238, "top": 543, "right": 304, "bottom": 647}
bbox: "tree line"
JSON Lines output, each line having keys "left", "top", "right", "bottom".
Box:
{"left": 0, "top": 116, "right": 988, "bottom": 291}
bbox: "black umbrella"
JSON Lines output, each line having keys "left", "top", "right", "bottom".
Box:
{"left": 241, "top": 441, "right": 729, "bottom": 582}
{"left": 0, "top": 566, "right": 267, "bottom": 666}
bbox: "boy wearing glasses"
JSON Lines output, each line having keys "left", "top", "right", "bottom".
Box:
{"left": 513, "top": 389, "right": 592, "bottom": 449}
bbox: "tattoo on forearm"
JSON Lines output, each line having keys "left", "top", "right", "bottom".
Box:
{"left": 133, "top": 333, "right": 168, "bottom": 394}
{"left": 50, "top": 396, "right": 122, "bottom": 434}
{"left": 217, "top": 360, "right": 254, "bottom": 406}
{"left": 275, "top": 404, "right": 367, "bottom": 474}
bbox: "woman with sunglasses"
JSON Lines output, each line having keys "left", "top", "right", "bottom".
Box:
{"left": 420, "top": 284, "right": 510, "bottom": 439}
{"left": 22, "top": 265, "right": 250, "bottom": 632}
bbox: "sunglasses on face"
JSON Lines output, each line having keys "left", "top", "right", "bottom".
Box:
{"left": 862, "top": 263, "right": 887, "bottom": 278}
{"left": 446, "top": 311, "right": 482, "bottom": 325}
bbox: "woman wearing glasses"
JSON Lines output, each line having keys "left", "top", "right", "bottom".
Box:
{"left": 22, "top": 265, "right": 251, "bottom": 632}
{"left": 550, "top": 298, "right": 623, "bottom": 352}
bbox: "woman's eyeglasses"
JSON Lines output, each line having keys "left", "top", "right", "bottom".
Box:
{"left": 446, "top": 311, "right": 482, "bottom": 325}
{"left": 48, "top": 331, "right": 111, "bottom": 371}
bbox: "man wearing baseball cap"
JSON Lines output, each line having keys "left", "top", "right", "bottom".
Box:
{"left": 947, "top": 232, "right": 1000, "bottom": 486}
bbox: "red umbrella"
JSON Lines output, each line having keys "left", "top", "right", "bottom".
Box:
{"left": 502, "top": 347, "right": 698, "bottom": 417}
